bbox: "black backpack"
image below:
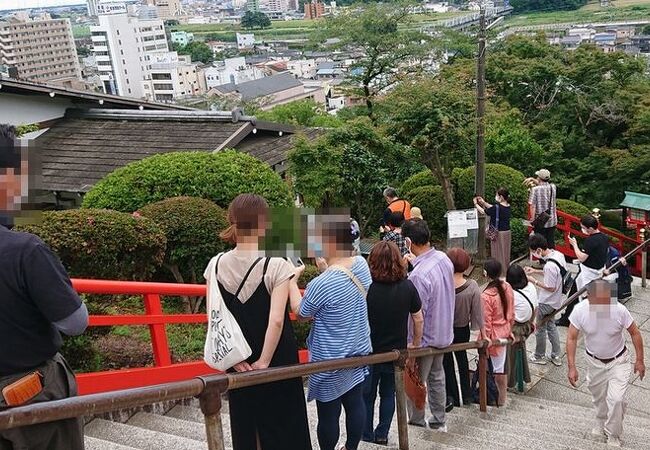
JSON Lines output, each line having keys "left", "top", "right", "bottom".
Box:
{"left": 471, "top": 358, "right": 500, "bottom": 407}
{"left": 546, "top": 258, "right": 576, "bottom": 295}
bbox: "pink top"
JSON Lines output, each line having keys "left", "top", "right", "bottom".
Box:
{"left": 481, "top": 282, "right": 515, "bottom": 357}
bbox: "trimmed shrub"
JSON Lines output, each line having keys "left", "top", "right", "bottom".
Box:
{"left": 298, "top": 264, "right": 320, "bottom": 289}
{"left": 556, "top": 199, "right": 591, "bottom": 219}
{"left": 404, "top": 185, "right": 447, "bottom": 240}
{"left": 510, "top": 218, "right": 530, "bottom": 259}
{"left": 82, "top": 150, "right": 293, "bottom": 212}
{"left": 138, "top": 197, "right": 229, "bottom": 281}
{"left": 401, "top": 170, "right": 438, "bottom": 197}
{"left": 455, "top": 164, "right": 528, "bottom": 218}
{"left": 17, "top": 209, "right": 166, "bottom": 280}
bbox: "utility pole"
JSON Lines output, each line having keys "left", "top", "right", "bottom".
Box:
{"left": 475, "top": 6, "right": 487, "bottom": 262}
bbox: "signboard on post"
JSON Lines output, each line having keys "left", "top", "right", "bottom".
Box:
{"left": 446, "top": 208, "right": 480, "bottom": 254}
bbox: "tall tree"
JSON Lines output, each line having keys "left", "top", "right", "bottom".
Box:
{"left": 241, "top": 11, "right": 257, "bottom": 30}
{"left": 320, "top": 2, "right": 435, "bottom": 119}
{"left": 377, "top": 75, "right": 475, "bottom": 210}
{"left": 174, "top": 41, "right": 214, "bottom": 64}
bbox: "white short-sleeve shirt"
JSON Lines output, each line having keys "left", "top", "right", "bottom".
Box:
{"left": 514, "top": 282, "right": 538, "bottom": 323}
{"left": 537, "top": 250, "right": 566, "bottom": 309}
{"left": 569, "top": 300, "right": 634, "bottom": 359}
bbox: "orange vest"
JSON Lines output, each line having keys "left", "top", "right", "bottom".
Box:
{"left": 388, "top": 199, "right": 411, "bottom": 220}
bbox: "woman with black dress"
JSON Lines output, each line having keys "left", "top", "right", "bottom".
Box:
{"left": 205, "top": 193, "right": 311, "bottom": 450}
{"left": 474, "top": 187, "right": 512, "bottom": 277}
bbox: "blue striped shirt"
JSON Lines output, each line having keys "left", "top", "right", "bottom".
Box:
{"left": 299, "top": 256, "right": 372, "bottom": 402}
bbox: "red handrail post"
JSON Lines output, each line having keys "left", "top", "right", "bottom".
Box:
{"left": 144, "top": 293, "right": 172, "bottom": 366}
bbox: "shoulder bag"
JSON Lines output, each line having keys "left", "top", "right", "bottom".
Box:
{"left": 203, "top": 253, "right": 253, "bottom": 371}
{"left": 328, "top": 263, "right": 367, "bottom": 298}
{"left": 531, "top": 184, "right": 555, "bottom": 229}
{"left": 485, "top": 204, "right": 500, "bottom": 242}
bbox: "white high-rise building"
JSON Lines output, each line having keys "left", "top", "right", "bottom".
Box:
{"left": 203, "top": 57, "right": 264, "bottom": 89}
{"left": 260, "top": 0, "right": 289, "bottom": 12}
{"left": 143, "top": 52, "right": 204, "bottom": 102}
{"left": 87, "top": 0, "right": 100, "bottom": 16}
{"left": 90, "top": 13, "right": 168, "bottom": 97}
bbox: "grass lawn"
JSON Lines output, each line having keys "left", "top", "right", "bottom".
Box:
{"left": 504, "top": 1, "right": 650, "bottom": 27}
{"left": 174, "top": 12, "right": 465, "bottom": 42}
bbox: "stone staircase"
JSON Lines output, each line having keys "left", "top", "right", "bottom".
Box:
{"left": 83, "top": 281, "right": 650, "bottom": 450}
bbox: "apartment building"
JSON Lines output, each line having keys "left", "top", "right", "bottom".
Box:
{"left": 146, "top": 0, "right": 183, "bottom": 19}
{"left": 91, "top": 13, "right": 168, "bottom": 97}
{"left": 0, "top": 12, "right": 81, "bottom": 84}
{"left": 304, "top": 0, "right": 325, "bottom": 19}
{"left": 203, "top": 57, "right": 264, "bottom": 89}
{"left": 143, "top": 52, "right": 203, "bottom": 102}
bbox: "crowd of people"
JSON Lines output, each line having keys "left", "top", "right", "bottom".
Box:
{"left": 0, "top": 116, "right": 645, "bottom": 450}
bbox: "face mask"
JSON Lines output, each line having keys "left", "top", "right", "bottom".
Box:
{"left": 580, "top": 226, "right": 588, "bottom": 234}
{"left": 308, "top": 238, "right": 324, "bottom": 258}
{"left": 534, "top": 250, "right": 545, "bottom": 260}
{"left": 495, "top": 195, "right": 501, "bottom": 203}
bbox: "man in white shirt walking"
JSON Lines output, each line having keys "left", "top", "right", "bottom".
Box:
{"left": 525, "top": 233, "right": 566, "bottom": 366}
{"left": 567, "top": 279, "right": 645, "bottom": 447}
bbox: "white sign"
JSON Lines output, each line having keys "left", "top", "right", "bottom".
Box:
{"left": 447, "top": 210, "right": 469, "bottom": 238}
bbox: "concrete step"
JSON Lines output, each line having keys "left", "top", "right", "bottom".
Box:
{"left": 410, "top": 426, "right": 522, "bottom": 450}
{"left": 503, "top": 396, "right": 650, "bottom": 430}
{"left": 85, "top": 418, "right": 207, "bottom": 450}
{"left": 446, "top": 408, "right": 611, "bottom": 450}
{"left": 84, "top": 436, "right": 140, "bottom": 450}
{"left": 452, "top": 403, "right": 644, "bottom": 449}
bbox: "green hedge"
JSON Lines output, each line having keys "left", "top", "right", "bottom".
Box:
{"left": 17, "top": 209, "right": 166, "bottom": 280}
{"left": 401, "top": 170, "right": 438, "bottom": 197}
{"left": 82, "top": 151, "right": 293, "bottom": 212}
{"left": 556, "top": 198, "right": 591, "bottom": 219}
{"left": 138, "top": 197, "right": 230, "bottom": 283}
{"left": 455, "top": 164, "right": 527, "bottom": 218}
{"left": 510, "top": 218, "right": 530, "bottom": 258}
{"left": 404, "top": 185, "right": 447, "bottom": 240}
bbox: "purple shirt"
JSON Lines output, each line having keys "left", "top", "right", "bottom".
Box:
{"left": 408, "top": 247, "right": 455, "bottom": 348}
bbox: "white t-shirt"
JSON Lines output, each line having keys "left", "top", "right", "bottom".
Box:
{"left": 569, "top": 300, "right": 634, "bottom": 359}
{"left": 513, "top": 282, "right": 538, "bottom": 323}
{"left": 537, "top": 250, "right": 566, "bottom": 309}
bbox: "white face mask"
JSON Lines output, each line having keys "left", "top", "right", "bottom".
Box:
{"left": 494, "top": 195, "right": 501, "bottom": 203}
{"left": 534, "top": 250, "right": 545, "bottom": 260}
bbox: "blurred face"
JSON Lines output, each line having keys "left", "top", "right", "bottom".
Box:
{"left": 588, "top": 281, "right": 614, "bottom": 306}
{"left": 0, "top": 160, "right": 28, "bottom": 212}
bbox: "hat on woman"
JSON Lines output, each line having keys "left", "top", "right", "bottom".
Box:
{"left": 410, "top": 207, "right": 423, "bottom": 220}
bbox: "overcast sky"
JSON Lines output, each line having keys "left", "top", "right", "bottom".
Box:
{"left": 0, "top": 0, "right": 85, "bottom": 11}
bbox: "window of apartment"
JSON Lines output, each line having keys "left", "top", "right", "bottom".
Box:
{"left": 128, "top": 88, "right": 132, "bottom": 94}
{"left": 124, "top": 69, "right": 128, "bottom": 75}
{"left": 116, "top": 29, "right": 120, "bottom": 36}
{"left": 118, "top": 39, "right": 122, "bottom": 45}
{"left": 153, "top": 83, "right": 173, "bottom": 90}
{"left": 122, "top": 59, "right": 126, "bottom": 65}
{"left": 152, "top": 73, "right": 172, "bottom": 80}
{"left": 120, "top": 49, "right": 124, "bottom": 55}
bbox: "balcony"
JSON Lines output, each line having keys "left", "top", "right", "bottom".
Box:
{"left": 93, "top": 45, "right": 109, "bottom": 53}
{"left": 91, "top": 35, "right": 108, "bottom": 42}
{"left": 95, "top": 55, "right": 111, "bottom": 62}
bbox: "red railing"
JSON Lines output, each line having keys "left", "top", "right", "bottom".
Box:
{"left": 72, "top": 279, "right": 308, "bottom": 395}
{"left": 554, "top": 210, "right": 643, "bottom": 275}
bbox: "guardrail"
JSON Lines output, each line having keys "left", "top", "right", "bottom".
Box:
{"left": 0, "top": 339, "right": 509, "bottom": 450}
{"left": 555, "top": 210, "right": 643, "bottom": 276}
{"left": 71, "top": 279, "right": 309, "bottom": 395}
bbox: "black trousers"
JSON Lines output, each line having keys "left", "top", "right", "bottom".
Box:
{"left": 443, "top": 325, "right": 471, "bottom": 406}
{"left": 0, "top": 354, "right": 84, "bottom": 450}
{"left": 534, "top": 225, "right": 556, "bottom": 249}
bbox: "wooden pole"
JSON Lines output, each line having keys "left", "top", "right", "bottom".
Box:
{"left": 476, "top": 6, "right": 487, "bottom": 261}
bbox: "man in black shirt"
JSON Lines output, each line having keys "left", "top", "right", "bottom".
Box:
{"left": 569, "top": 214, "right": 610, "bottom": 298}
{"left": 0, "top": 124, "right": 88, "bottom": 450}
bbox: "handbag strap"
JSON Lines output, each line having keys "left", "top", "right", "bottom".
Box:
{"left": 328, "top": 264, "right": 367, "bottom": 298}
{"left": 515, "top": 288, "right": 535, "bottom": 318}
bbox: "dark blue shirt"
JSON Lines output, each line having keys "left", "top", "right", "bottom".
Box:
{"left": 0, "top": 226, "right": 82, "bottom": 375}
{"left": 486, "top": 204, "right": 511, "bottom": 231}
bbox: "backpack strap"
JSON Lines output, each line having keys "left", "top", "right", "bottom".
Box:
{"left": 546, "top": 258, "right": 566, "bottom": 277}
{"left": 213, "top": 253, "right": 225, "bottom": 277}
{"left": 234, "top": 257, "right": 264, "bottom": 299}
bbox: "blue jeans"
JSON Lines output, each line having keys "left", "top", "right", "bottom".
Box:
{"left": 316, "top": 381, "right": 366, "bottom": 450}
{"left": 362, "top": 363, "right": 395, "bottom": 442}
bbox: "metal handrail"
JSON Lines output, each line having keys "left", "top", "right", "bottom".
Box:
{"left": 0, "top": 339, "right": 509, "bottom": 450}
{"left": 540, "top": 238, "right": 650, "bottom": 325}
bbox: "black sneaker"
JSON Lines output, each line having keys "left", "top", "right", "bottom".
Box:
{"left": 445, "top": 401, "right": 454, "bottom": 413}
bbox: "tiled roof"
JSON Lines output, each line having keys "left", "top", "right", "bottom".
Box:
{"left": 35, "top": 108, "right": 318, "bottom": 193}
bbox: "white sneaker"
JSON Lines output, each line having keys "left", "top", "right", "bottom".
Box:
{"left": 607, "top": 436, "right": 622, "bottom": 447}
{"left": 551, "top": 356, "right": 563, "bottom": 367}
{"left": 529, "top": 355, "right": 547, "bottom": 365}
{"left": 591, "top": 426, "right": 605, "bottom": 437}
{"left": 428, "top": 423, "right": 447, "bottom": 433}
